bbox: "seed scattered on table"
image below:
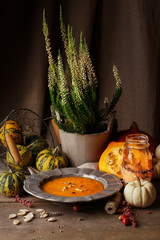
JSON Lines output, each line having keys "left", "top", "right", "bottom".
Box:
{"left": 48, "top": 217, "right": 57, "bottom": 222}
{"left": 40, "top": 211, "right": 48, "bottom": 219}
{"left": 13, "top": 220, "right": 20, "bottom": 225}
{"left": 36, "top": 209, "right": 45, "bottom": 213}
{"left": 77, "top": 217, "right": 83, "bottom": 221}
{"left": 8, "top": 208, "right": 62, "bottom": 225}
{"left": 17, "top": 209, "right": 29, "bottom": 216}
{"left": 24, "top": 212, "right": 34, "bottom": 222}
{"left": 20, "top": 209, "right": 29, "bottom": 213}
{"left": 9, "top": 214, "right": 17, "bottom": 219}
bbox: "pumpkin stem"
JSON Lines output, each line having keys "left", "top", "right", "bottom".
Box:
{"left": 26, "top": 139, "right": 43, "bottom": 148}
{"left": 26, "top": 142, "right": 35, "bottom": 149}
{"left": 52, "top": 146, "right": 61, "bottom": 156}
{"left": 135, "top": 175, "right": 141, "bottom": 186}
{"left": 130, "top": 122, "right": 139, "bottom": 130}
{"left": 8, "top": 168, "right": 13, "bottom": 173}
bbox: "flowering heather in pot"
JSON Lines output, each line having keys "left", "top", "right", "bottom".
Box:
{"left": 43, "top": 7, "right": 122, "bottom": 134}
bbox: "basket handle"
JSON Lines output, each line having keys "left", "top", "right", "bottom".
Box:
{"left": 6, "top": 135, "right": 21, "bottom": 163}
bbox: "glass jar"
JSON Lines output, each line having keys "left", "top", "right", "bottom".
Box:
{"left": 121, "top": 134, "right": 152, "bottom": 183}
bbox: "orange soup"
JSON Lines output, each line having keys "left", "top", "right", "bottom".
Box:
{"left": 41, "top": 176, "right": 104, "bottom": 197}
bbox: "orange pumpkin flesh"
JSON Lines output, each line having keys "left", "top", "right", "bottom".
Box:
{"left": 99, "top": 141, "right": 125, "bottom": 179}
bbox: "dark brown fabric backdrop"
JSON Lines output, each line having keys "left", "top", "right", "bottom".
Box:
{"left": 1, "top": 0, "right": 160, "bottom": 145}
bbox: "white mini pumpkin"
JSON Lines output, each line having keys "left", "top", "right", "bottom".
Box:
{"left": 152, "top": 158, "right": 160, "bottom": 179}
{"left": 123, "top": 176, "right": 156, "bottom": 208}
{"left": 155, "top": 144, "right": 160, "bottom": 160}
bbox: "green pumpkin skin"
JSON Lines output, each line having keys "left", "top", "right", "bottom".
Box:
{"left": 25, "top": 135, "right": 49, "bottom": 156}
{"left": 0, "top": 170, "right": 25, "bottom": 197}
{"left": 36, "top": 147, "right": 68, "bottom": 171}
{"left": 6, "top": 145, "right": 32, "bottom": 170}
{"left": 0, "top": 120, "right": 23, "bottom": 147}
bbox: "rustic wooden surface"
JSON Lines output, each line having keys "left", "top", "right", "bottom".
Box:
{"left": 0, "top": 162, "right": 160, "bottom": 240}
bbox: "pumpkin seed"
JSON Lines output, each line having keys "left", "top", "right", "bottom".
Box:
{"left": 13, "top": 220, "right": 20, "bottom": 225}
{"left": 9, "top": 214, "right": 17, "bottom": 219}
{"left": 47, "top": 217, "right": 57, "bottom": 222}
{"left": 36, "top": 209, "right": 45, "bottom": 213}
{"left": 119, "top": 148, "right": 123, "bottom": 155}
{"left": 64, "top": 182, "right": 71, "bottom": 184}
{"left": 75, "top": 188, "right": 83, "bottom": 192}
{"left": 17, "top": 211, "right": 26, "bottom": 216}
{"left": 40, "top": 210, "right": 47, "bottom": 215}
{"left": 108, "top": 152, "right": 115, "bottom": 160}
{"left": 17, "top": 209, "right": 29, "bottom": 216}
{"left": 62, "top": 186, "right": 68, "bottom": 191}
{"left": 108, "top": 160, "right": 115, "bottom": 165}
{"left": 19, "top": 209, "right": 30, "bottom": 212}
{"left": 77, "top": 217, "right": 83, "bottom": 221}
{"left": 40, "top": 212, "right": 48, "bottom": 218}
{"left": 24, "top": 212, "right": 34, "bottom": 222}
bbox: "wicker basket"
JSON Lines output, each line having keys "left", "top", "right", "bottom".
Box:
{"left": 0, "top": 108, "right": 56, "bottom": 168}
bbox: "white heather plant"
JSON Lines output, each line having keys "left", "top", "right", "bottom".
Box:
{"left": 43, "top": 7, "right": 122, "bottom": 134}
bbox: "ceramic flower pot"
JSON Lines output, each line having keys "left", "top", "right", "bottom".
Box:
{"left": 58, "top": 112, "right": 115, "bottom": 167}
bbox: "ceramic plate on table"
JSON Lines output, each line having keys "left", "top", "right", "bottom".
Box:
{"left": 23, "top": 167, "right": 122, "bottom": 203}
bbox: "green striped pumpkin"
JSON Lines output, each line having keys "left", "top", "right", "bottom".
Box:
{"left": 0, "top": 120, "right": 23, "bottom": 147}
{"left": 0, "top": 170, "right": 25, "bottom": 197}
{"left": 36, "top": 146, "right": 68, "bottom": 171}
{"left": 6, "top": 145, "right": 32, "bottom": 170}
{"left": 25, "top": 134, "right": 49, "bottom": 157}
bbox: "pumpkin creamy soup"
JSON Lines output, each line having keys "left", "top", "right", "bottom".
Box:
{"left": 41, "top": 176, "right": 104, "bottom": 197}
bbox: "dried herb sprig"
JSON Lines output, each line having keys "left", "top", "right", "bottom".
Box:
{"left": 14, "top": 195, "right": 33, "bottom": 207}
{"left": 119, "top": 200, "right": 137, "bottom": 227}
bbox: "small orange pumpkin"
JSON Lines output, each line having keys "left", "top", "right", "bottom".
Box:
{"left": 99, "top": 141, "right": 125, "bottom": 179}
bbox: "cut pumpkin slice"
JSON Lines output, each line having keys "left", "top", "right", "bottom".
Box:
{"left": 99, "top": 141, "right": 125, "bottom": 179}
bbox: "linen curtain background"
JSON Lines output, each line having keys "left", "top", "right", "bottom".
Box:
{"left": 1, "top": 0, "right": 160, "bottom": 146}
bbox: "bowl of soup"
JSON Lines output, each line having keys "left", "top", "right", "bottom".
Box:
{"left": 24, "top": 167, "right": 122, "bottom": 203}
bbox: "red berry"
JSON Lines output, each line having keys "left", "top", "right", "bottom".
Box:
{"left": 122, "top": 216, "right": 130, "bottom": 226}
{"left": 73, "top": 204, "right": 79, "bottom": 212}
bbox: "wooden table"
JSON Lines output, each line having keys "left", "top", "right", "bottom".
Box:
{"left": 1, "top": 163, "right": 160, "bottom": 240}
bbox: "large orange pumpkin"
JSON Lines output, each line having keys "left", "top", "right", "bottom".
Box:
{"left": 113, "top": 122, "right": 155, "bottom": 154}
{"left": 99, "top": 141, "right": 125, "bottom": 179}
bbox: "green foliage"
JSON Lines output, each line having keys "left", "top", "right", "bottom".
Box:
{"left": 43, "top": 7, "right": 122, "bottom": 134}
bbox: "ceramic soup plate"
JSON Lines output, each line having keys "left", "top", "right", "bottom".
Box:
{"left": 24, "top": 167, "right": 122, "bottom": 203}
